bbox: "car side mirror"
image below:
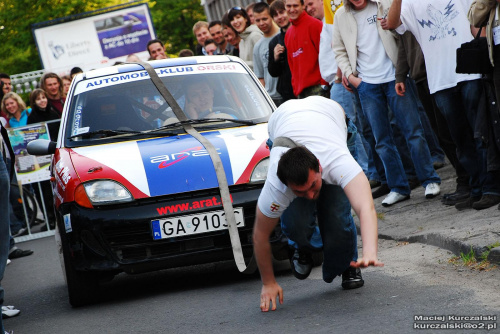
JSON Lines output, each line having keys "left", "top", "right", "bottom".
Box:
{"left": 27, "top": 139, "right": 57, "bottom": 155}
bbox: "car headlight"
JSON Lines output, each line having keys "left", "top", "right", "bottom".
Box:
{"left": 83, "top": 180, "right": 133, "bottom": 205}
{"left": 250, "top": 158, "right": 269, "bottom": 183}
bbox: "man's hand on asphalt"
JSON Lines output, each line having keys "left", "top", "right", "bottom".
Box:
{"left": 260, "top": 282, "right": 283, "bottom": 312}
{"left": 350, "top": 254, "right": 384, "bottom": 268}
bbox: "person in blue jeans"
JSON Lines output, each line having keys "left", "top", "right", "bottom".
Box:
{"left": 333, "top": 0, "right": 441, "bottom": 206}
{"left": 383, "top": 0, "right": 500, "bottom": 210}
{"left": 254, "top": 97, "right": 384, "bottom": 312}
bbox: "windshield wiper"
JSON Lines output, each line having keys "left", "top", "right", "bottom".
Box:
{"left": 69, "top": 129, "right": 141, "bottom": 139}
{"left": 208, "top": 118, "right": 256, "bottom": 125}
{"left": 150, "top": 118, "right": 256, "bottom": 133}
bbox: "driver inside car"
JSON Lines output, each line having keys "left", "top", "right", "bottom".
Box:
{"left": 163, "top": 79, "right": 236, "bottom": 125}
{"left": 184, "top": 81, "right": 217, "bottom": 119}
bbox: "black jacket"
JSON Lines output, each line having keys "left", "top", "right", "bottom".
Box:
{"left": 267, "top": 29, "right": 295, "bottom": 101}
{"left": 27, "top": 103, "right": 61, "bottom": 141}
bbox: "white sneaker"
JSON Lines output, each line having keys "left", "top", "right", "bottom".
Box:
{"left": 2, "top": 305, "right": 20, "bottom": 318}
{"left": 425, "top": 183, "right": 440, "bottom": 199}
{"left": 382, "top": 192, "right": 410, "bottom": 207}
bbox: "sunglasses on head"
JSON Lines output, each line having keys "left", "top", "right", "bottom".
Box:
{"left": 227, "top": 6, "right": 242, "bottom": 13}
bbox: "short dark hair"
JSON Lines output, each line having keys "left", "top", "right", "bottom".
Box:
{"left": 227, "top": 7, "right": 251, "bottom": 30}
{"left": 208, "top": 20, "right": 222, "bottom": 29}
{"left": 70, "top": 67, "right": 83, "bottom": 77}
{"left": 146, "top": 39, "right": 164, "bottom": 55}
{"left": 204, "top": 39, "right": 216, "bottom": 46}
{"left": 0, "top": 73, "right": 10, "bottom": 80}
{"left": 270, "top": 0, "right": 286, "bottom": 17}
{"left": 253, "top": 2, "right": 270, "bottom": 15}
{"left": 285, "top": 0, "right": 304, "bottom": 5}
{"left": 277, "top": 146, "right": 319, "bottom": 186}
{"left": 178, "top": 49, "right": 194, "bottom": 57}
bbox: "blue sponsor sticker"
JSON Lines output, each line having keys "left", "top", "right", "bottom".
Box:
{"left": 63, "top": 214, "right": 72, "bottom": 233}
{"left": 137, "top": 131, "right": 233, "bottom": 197}
{"left": 152, "top": 220, "right": 162, "bottom": 240}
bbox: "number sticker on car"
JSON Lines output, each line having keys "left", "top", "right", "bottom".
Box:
{"left": 151, "top": 208, "right": 245, "bottom": 240}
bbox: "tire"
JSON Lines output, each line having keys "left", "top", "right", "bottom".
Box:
{"left": 55, "top": 222, "right": 100, "bottom": 307}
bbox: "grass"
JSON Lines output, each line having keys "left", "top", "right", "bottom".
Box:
{"left": 448, "top": 245, "right": 498, "bottom": 271}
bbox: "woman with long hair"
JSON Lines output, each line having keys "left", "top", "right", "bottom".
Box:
{"left": 27, "top": 88, "right": 61, "bottom": 141}
{"left": 227, "top": 6, "right": 263, "bottom": 70}
{"left": 1, "top": 92, "right": 31, "bottom": 128}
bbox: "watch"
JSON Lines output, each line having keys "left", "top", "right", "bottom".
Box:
{"left": 334, "top": 75, "right": 341, "bottom": 83}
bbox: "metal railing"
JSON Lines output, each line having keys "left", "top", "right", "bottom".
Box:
{"left": 10, "top": 70, "right": 45, "bottom": 94}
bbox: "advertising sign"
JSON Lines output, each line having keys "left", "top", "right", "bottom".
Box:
{"left": 8, "top": 123, "right": 53, "bottom": 185}
{"left": 33, "top": 3, "right": 155, "bottom": 74}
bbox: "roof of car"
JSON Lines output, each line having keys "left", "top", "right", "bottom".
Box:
{"left": 79, "top": 55, "right": 240, "bottom": 81}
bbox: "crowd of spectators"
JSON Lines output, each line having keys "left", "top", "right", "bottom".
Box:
{"left": 172, "top": 0, "right": 500, "bottom": 212}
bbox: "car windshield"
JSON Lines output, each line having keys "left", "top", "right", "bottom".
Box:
{"left": 64, "top": 60, "right": 272, "bottom": 146}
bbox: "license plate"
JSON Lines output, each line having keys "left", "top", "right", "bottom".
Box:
{"left": 151, "top": 208, "right": 245, "bottom": 240}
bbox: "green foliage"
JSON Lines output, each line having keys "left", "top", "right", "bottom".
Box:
{"left": 459, "top": 247, "right": 476, "bottom": 266}
{"left": 150, "top": 0, "right": 207, "bottom": 55}
{"left": 480, "top": 241, "right": 500, "bottom": 261}
{"left": 0, "top": 0, "right": 206, "bottom": 75}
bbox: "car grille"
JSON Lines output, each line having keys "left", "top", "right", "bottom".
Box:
{"left": 100, "top": 205, "right": 257, "bottom": 263}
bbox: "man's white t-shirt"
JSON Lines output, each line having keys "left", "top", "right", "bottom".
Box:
{"left": 354, "top": 2, "right": 395, "bottom": 84}
{"left": 257, "top": 96, "right": 362, "bottom": 218}
{"left": 396, "top": 0, "right": 481, "bottom": 94}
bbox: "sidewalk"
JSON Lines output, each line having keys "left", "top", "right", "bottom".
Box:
{"left": 365, "top": 164, "right": 500, "bottom": 265}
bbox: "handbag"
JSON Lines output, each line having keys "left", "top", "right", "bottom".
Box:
{"left": 456, "top": 27, "right": 493, "bottom": 74}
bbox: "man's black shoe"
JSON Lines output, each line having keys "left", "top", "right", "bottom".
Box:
{"left": 441, "top": 190, "right": 470, "bottom": 205}
{"left": 289, "top": 248, "right": 313, "bottom": 280}
{"left": 8, "top": 248, "right": 34, "bottom": 259}
{"left": 341, "top": 267, "right": 364, "bottom": 290}
{"left": 372, "top": 184, "right": 390, "bottom": 199}
{"left": 369, "top": 180, "right": 381, "bottom": 189}
{"left": 472, "top": 194, "right": 500, "bottom": 210}
{"left": 455, "top": 196, "right": 481, "bottom": 211}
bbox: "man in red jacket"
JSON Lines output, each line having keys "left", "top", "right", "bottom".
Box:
{"left": 285, "top": 0, "right": 329, "bottom": 98}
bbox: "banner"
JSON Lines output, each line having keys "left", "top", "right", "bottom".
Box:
{"left": 8, "top": 123, "right": 53, "bottom": 185}
{"left": 33, "top": 3, "right": 155, "bottom": 74}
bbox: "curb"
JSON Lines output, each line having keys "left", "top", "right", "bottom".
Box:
{"left": 377, "top": 231, "right": 500, "bottom": 266}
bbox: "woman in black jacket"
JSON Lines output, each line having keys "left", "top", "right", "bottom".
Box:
{"left": 27, "top": 88, "right": 60, "bottom": 141}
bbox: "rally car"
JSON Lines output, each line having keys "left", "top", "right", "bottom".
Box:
{"left": 28, "top": 56, "right": 288, "bottom": 307}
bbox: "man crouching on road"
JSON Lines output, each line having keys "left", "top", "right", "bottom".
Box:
{"left": 253, "top": 96, "right": 384, "bottom": 312}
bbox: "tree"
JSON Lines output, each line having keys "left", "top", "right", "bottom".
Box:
{"left": 149, "top": 0, "right": 207, "bottom": 55}
{"left": 0, "top": 0, "right": 206, "bottom": 75}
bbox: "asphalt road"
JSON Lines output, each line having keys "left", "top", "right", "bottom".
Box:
{"left": 3, "top": 237, "right": 499, "bottom": 333}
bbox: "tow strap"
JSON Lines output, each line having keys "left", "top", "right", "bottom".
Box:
{"left": 136, "top": 62, "right": 256, "bottom": 274}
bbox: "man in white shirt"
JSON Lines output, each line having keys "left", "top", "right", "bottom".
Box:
{"left": 333, "top": 0, "right": 441, "bottom": 206}
{"left": 383, "top": 0, "right": 500, "bottom": 210}
{"left": 254, "top": 96, "right": 384, "bottom": 312}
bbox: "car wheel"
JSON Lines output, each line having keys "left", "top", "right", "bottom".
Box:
{"left": 56, "top": 218, "right": 100, "bottom": 307}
